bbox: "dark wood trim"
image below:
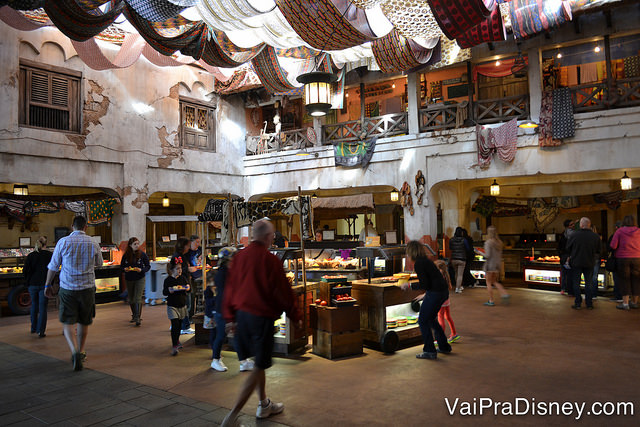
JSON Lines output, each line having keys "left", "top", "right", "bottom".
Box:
{"left": 178, "top": 95, "right": 216, "bottom": 109}
{"left": 19, "top": 58, "right": 82, "bottom": 78}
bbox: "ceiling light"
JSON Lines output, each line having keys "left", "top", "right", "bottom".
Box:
{"left": 495, "top": 60, "right": 501, "bottom": 66}
{"left": 556, "top": 52, "right": 562, "bottom": 59}
{"left": 594, "top": 45, "right": 601, "bottom": 53}
{"left": 162, "top": 194, "right": 170, "bottom": 207}
{"left": 13, "top": 184, "right": 28, "bottom": 196}
{"left": 297, "top": 71, "right": 337, "bottom": 117}
{"left": 621, "top": 171, "right": 632, "bottom": 190}
{"left": 490, "top": 180, "right": 500, "bottom": 196}
{"left": 392, "top": 83, "right": 396, "bottom": 89}
{"left": 518, "top": 120, "right": 538, "bottom": 129}
{"left": 311, "top": 193, "right": 318, "bottom": 199}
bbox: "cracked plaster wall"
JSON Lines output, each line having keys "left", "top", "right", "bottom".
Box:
{"left": 0, "top": 24, "right": 245, "bottom": 243}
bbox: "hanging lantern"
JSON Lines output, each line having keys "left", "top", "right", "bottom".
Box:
{"left": 297, "top": 71, "right": 337, "bottom": 117}
{"left": 490, "top": 180, "right": 500, "bottom": 196}
{"left": 390, "top": 190, "right": 399, "bottom": 202}
{"left": 13, "top": 184, "right": 29, "bottom": 196}
{"left": 162, "top": 194, "right": 170, "bottom": 207}
{"left": 620, "top": 172, "right": 632, "bottom": 190}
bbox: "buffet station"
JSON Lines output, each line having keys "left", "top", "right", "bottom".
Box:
{"left": 523, "top": 255, "right": 608, "bottom": 291}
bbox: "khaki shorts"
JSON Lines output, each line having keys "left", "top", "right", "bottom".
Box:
{"left": 59, "top": 287, "right": 96, "bottom": 325}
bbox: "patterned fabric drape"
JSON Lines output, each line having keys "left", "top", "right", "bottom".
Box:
{"left": 86, "top": 198, "right": 118, "bottom": 225}
{"left": 551, "top": 87, "right": 575, "bottom": 139}
{"left": 44, "top": 0, "right": 125, "bottom": 42}
{"left": 334, "top": 137, "right": 377, "bottom": 169}
{"left": 0, "top": 0, "right": 44, "bottom": 10}
{"left": 509, "top": 0, "right": 572, "bottom": 40}
{"left": 124, "top": 0, "right": 186, "bottom": 22}
{"left": 0, "top": 4, "right": 49, "bottom": 29}
{"left": 251, "top": 45, "right": 300, "bottom": 93}
{"left": 276, "top": 0, "right": 376, "bottom": 51}
{"left": 427, "top": 0, "right": 495, "bottom": 40}
{"left": 371, "top": 30, "right": 440, "bottom": 73}
{"left": 231, "top": 196, "right": 312, "bottom": 240}
{"left": 538, "top": 90, "right": 561, "bottom": 147}
{"left": 198, "top": 199, "right": 227, "bottom": 221}
{"left": 456, "top": 6, "right": 506, "bottom": 49}
{"left": 476, "top": 118, "right": 518, "bottom": 167}
{"left": 529, "top": 198, "right": 559, "bottom": 231}
{"left": 473, "top": 57, "right": 528, "bottom": 80}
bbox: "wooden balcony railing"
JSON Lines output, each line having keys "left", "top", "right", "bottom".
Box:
{"left": 245, "top": 128, "right": 312, "bottom": 155}
{"left": 569, "top": 76, "right": 640, "bottom": 113}
{"left": 418, "top": 103, "right": 459, "bottom": 132}
{"left": 474, "top": 94, "right": 529, "bottom": 125}
{"left": 322, "top": 112, "right": 408, "bottom": 144}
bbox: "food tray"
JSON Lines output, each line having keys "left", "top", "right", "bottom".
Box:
{"left": 331, "top": 298, "right": 357, "bottom": 307}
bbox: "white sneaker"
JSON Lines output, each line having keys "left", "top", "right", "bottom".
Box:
{"left": 256, "top": 398, "right": 284, "bottom": 419}
{"left": 210, "top": 358, "right": 228, "bottom": 371}
{"left": 239, "top": 359, "right": 255, "bottom": 372}
{"left": 180, "top": 328, "right": 195, "bottom": 335}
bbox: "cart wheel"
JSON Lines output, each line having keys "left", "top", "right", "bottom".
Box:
{"left": 381, "top": 330, "right": 399, "bottom": 353}
{"left": 411, "top": 300, "right": 421, "bottom": 313}
{"left": 8, "top": 284, "right": 31, "bottom": 315}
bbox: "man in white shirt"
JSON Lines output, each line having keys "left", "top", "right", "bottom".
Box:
{"left": 358, "top": 218, "right": 378, "bottom": 245}
{"left": 45, "top": 216, "right": 103, "bottom": 371}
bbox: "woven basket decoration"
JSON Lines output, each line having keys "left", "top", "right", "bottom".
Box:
{"left": 372, "top": 29, "right": 440, "bottom": 73}
{"left": 456, "top": 6, "right": 505, "bottom": 49}
{"left": 380, "top": 0, "right": 443, "bottom": 39}
{"left": 276, "top": 0, "right": 376, "bottom": 51}
{"left": 427, "top": 0, "right": 495, "bottom": 40}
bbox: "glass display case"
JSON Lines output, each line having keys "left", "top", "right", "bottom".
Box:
{"left": 355, "top": 246, "right": 411, "bottom": 281}
{"left": 523, "top": 256, "right": 608, "bottom": 291}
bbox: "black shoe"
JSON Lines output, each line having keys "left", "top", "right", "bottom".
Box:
{"left": 72, "top": 352, "right": 83, "bottom": 371}
{"left": 38, "top": 332, "right": 46, "bottom": 338}
{"left": 587, "top": 306, "right": 594, "bottom": 310}
{"left": 416, "top": 352, "right": 437, "bottom": 359}
{"left": 571, "top": 304, "right": 581, "bottom": 310}
{"left": 437, "top": 348, "right": 452, "bottom": 354}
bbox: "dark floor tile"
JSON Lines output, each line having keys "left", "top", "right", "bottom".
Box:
{"left": 97, "top": 408, "right": 149, "bottom": 426}
{"left": 68, "top": 402, "right": 140, "bottom": 426}
{"left": 122, "top": 403, "right": 205, "bottom": 427}
{"left": 134, "top": 385, "right": 180, "bottom": 399}
{"left": 200, "top": 408, "right": 230, "bottom": 424}
{"left": 0, "top": 397, "right": 50, "bottom": 416}
{"left": 116, "top": 388, "right": 147, "bottom": 402}
{"left": 2, "top": 410, "right": 36, "bottom": 425}
{"left": 24, "top": 400, "right": 99, "bottom": 424}
{"left": 126, "top": 393, "right": 174, "bottom": 411}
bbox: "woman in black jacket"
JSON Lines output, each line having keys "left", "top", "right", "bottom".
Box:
{"left": 400, "top": 241, "right": 452, "bottom": 360}
{"left": 121, "top": 237, "right": 150, "bottom": 326}
{"left": 24, "top": 236, "right": 53, "bottom": 337}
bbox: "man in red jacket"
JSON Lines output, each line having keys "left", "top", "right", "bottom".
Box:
{"left": 221, "top": 219, "right": 301, "bottom": 426}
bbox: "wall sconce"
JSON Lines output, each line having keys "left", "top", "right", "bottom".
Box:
{"left": 297, "top": 71, "right": 337, "bottom": 117}
{"left": 490, "top": 179, "right": 500, "bottom": 196}
{"left": 390, "top": 190, "right": 399, "bottom": 202}
{"left": 13, "top": 184, "right": 28, "bottom": 196}
{"left": 621, "top": 171, "right": 632, "bottom": 190}
{"left": 311, "top": 193, "right": 318, "bottom": 199}
{"left": 162, "top": 194, "right": 170, "bottom": 207}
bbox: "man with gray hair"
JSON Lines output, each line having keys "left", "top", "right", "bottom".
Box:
{"left": 566, "top": 217, "right": 601, "bottom": 310}
{"left": 221, "top": 219, "right": 301, "bottom": 426}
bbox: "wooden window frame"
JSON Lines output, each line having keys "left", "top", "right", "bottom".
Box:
{"left": 179, "top": 97, "right": 216, "bottom": 152}
{"left": 18, "top": 59, "right": 81, "bottom": 133}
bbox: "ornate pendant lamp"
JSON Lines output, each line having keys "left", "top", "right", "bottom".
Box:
{"left": 390, "top": 190, "right": 399, "bottom": 202}
{"left": 162, "top": 194, "right": 170, "bottom": 207}
{"left": 490, "top": 179, "right": 500, "bottom": 196}
{"left": 620, "top": 171, "right": 632, "bottom": 190}
{"left": 297, "top": 71, "right": 338, "bottom": 117}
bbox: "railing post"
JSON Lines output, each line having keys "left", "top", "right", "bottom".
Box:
{"left": 604, "top": 35, "right": 613, "bottom": 108}
{"left": 407, "top": 72, "right": 420, "bottom": 135}
{"left": 313, "top": 117, "right": 323, "bottom": 146}
{"left": 466, "top": 61, "right": 475, "bottom": 126}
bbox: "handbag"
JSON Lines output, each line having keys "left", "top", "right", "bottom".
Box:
{"left": 605, "top": 254, "right": 617, "bottom": 272}
{"left": 203, "top": 314, "right": 216, "bottom": 329}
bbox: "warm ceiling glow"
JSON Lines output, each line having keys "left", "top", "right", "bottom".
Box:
{"left": 556, "top": 52, "right": 562, "bottom": 58}
{"left": 621, "top": 172, "right": 632, "bottom": 190}
{"left": 495, "top": 60, "right": 501, "bottom": 66}
{"left": 490, "top": 180, "right": 500, "bottom": 196}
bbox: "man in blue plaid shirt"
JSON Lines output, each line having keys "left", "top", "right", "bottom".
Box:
{"left": 45, "top": 216, "right": 103, "bottom": 371}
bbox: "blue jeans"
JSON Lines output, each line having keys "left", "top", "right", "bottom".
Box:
{"left": 28, "top": 286, "right": 48, "bottom": 334}
{"left": 561, "top": 265, "right": 573, "bottom": 294}
{"left": 418, "top": 291, "right": 451, "bottom": 354}
{"left": 571, "top": 267, "right": 596, "bottom": 307}
{"left": 211, "top": 311, "right": 226, "bottom": 359}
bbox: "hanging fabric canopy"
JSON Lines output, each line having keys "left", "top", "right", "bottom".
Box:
{"left": 276, "top": 0, "right": 377, "bottom": 51}
{"left": 124, "top": 0, "right": 188, "bottom": 22}
{"left": 509, "top": 0, "right": 572, "bottom": 40}
{"left": 473, "top": 57, "right": 528, "bottom": 80}
{"left": 427, "top": 0, "right": 495, "bottom": 40}
{"left": 456, "top": 6, "right": 506, "bottom": 49}
{"left": 44, "top": 0, "right": 125, "bottom": 42}
{"left": 372, "top": 30, "right": 440, "bottom": 73}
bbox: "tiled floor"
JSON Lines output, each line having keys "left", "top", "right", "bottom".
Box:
{"left": 1, "top": 285, "right": 639, "bottom": 426}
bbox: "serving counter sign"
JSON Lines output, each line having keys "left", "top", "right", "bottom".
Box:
{"left": 365, "top": 236, "right": 381, "bottom": 247}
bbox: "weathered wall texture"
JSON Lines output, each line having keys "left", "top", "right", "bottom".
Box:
{"left": 0, "top": 24, "right": 245, "bottom": 243}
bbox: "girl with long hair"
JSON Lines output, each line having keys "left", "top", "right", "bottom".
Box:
{"left": 483, "top": 226, "right": 510, "bottom": 306}
{"left": 121, "top": 237, "right": 150, "bottom": 325}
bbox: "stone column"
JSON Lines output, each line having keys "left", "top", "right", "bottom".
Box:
{"left": 527, "top": 48, "right": 542, "bottom": 122}
{"left": 407, "top": 72, "right": 421, "bottom": 135}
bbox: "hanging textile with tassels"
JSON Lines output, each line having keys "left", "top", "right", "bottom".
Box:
{"left": 43, "top": 0, "right": 125, "bottom": 42}
{"left": 372, "top": 30, "right": 440, "bottom": 73}
{"left": 276, "top": 0, "right": 376, "bottom": 51}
